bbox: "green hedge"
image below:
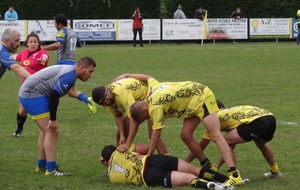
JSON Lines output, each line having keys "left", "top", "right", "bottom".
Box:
{"left": 0, "top": 0, "right": 299, "bottom": 20}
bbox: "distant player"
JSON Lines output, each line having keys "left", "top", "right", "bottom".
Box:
{"left": 18, "top": 57, "right": 96, "bottom": 176}
{"left": 43, "top": 14, "right": 96, "bottom": 114}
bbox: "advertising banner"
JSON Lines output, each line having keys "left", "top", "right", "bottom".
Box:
{"left": 207, "top": 18, "right": 248, "bottom": 39}
{"left": 291, "top": 18, "right": 299, "bottom": 39}
{"left": 162, "top": 19, "right": 205, "bottom": 40}
{"left": 0, "top": 20, "right": 26, "bottom": 41}
{"left": 73, "top": 20, "right": 116, "bottom": 41}
{"left": 28, "top": 20, "right": 61, "bottom": 41}
{"left": 117, "top": 19, "right": 160, "bottom": 40}
{"left": 249, "top": 18, "right": 289, "bottom": 38}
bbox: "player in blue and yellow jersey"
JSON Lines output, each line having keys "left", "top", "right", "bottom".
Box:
{"left": 92, "top": 78, "right": 168, "bottom": 154}
{"left": 18, "top": 57, "right": 96, "bottom": 176}
{"left": 100, "top": 144, "right": 235, "bottom": 190}
{"left": 43, "top": 14, "right": 96, "bottom": 114}
{"left": 114, "top": 73, "right": 244, "bottom": 186}
{"left": 0, "top": 28, "right": 30, "bottom": 79}
{"left": 186, "top": 104, "right": 282, "bottom": 179}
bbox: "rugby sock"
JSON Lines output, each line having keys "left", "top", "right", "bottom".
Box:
{"left": 200, "top": 157, "right": 212, "bottom": 167}
{"left": 190, "top": 178, "right": 207, "bottom": 188}
{"left": 46, "top": 161, "right": 57, "bottom": 172}
{"left": 17, "top": 112, "right": 27, "bottom": 130}
{"left": 199, "top": 167, "right": 228, "bottom": 182}
{"left": 270, "top": 163, "right": 279, "bottom": 174}
{"left": 38, "top": 159, "right": 46, "bottom": 169}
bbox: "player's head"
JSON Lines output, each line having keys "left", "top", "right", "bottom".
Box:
{"left": 9, "top": 5, "right": 14, "bottom": 11}
{"left": 25, "top": 32, "right": 41, "bottom": 51}
{"left": 92, "top": 86, "right": 114, "bottom": 106}
{"left": 76, "top": 56, "right": 96, "bottom": 82}
{"left": 1, "top": 28, "right": 20, "bottom": 53}
{"left": 178, "top": 5, "right": 183, "bottom": 10}
{"left": 53, "top": 14, "right": 68, "bottom": 30}
{"left": 130, "top": 101, "right": 149, "bottom": 124}
{"left": 100, "top": 145, "right": 116, "bottom": 166}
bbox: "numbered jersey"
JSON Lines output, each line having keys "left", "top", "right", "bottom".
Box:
{"left": 56, "top": 27, "right": 77, "bottom": 62}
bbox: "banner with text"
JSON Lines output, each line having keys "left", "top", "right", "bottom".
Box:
{"left": 117, "top": 19, "right": 160, "bottom": 40}
{"left": 28, "top": 20, "right": 71, "bottom": 41}
{"left": 162, "top": 19, "right": 205, "bottom": 40}
{"left": 0, "top": 20, "right": 27, "bottom": 41}
{"left": 207, "top": 18, "right": 248, "bottom": 39}
{"left": 249, "top": 18, "right": 289, "bottom": 39}
{"left": 73, "top": 20, "right": 117, "bottom": 41}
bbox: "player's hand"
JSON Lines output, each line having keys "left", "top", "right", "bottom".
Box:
{"left": 37, "top": 57, "right": 46, "bottom": 65}
{"left": 117, "top": 144, "right": 129, "bottom": 152}
{"left": 47, "top": 120, "right": 58, "bottom": 133}
{"left": 87, "top": 97, "right": 97, "bottom": 114}
{"left": 135, "top": 153, "right": 144, "bottom": 160}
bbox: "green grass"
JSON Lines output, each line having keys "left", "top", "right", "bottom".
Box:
{"left": 0, "top": 42, "right": 299, "bottom": 190}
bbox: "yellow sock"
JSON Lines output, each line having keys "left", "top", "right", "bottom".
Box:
{"left": 270, "top": 163, "right": 279, "bottom": 173}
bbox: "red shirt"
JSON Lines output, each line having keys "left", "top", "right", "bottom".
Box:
{"left": 132, "top": 14, "right": 143, "bottom": 29}
{"left": 16, "top": 49, "right": 49, "bottom": 83}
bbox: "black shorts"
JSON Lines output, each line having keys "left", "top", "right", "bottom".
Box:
{"left": 237, "top": 115, "right": 276, "bottom": 142}
{"left": 143, "top": 155, "right": 178, "bottom": 187}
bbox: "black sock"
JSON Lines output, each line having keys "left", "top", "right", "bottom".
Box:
{"left": 199, "top": 167, "right": 228, "bottom": 182}
{"left": 17, "top": 112, "right": 27, "bottom": 130}
{"left": 200, "top": 157, "right": 211, "bottom": 167}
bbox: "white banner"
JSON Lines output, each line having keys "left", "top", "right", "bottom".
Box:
{"left": 249, "top": 18, "right": 289, "bottom": 38}
{"left": 73, "top": 20, "right": 117, "bottom": 41}
{"left": 28, "top": 20, "right": 58, "bottom": 41}
{"left": 0, "top": 20, "right": 26, "bottom": 41}
{"left": 207, "top": 18, "right": 248, "bottom": 39}
{"left": 117, "top": 19, "right": 160, "bottom": 41}
{"left": 162, "top": 19, "right": 205, "bottom": 40}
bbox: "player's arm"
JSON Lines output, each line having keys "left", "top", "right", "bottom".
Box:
{"left": 115, "top": 113, "right": 127, "bottom": 145}
{"left": 113, "top": 73, "right": 152, "bottom": 82}
{"left": 147, "top": 129, "right": 161, "bottom": 156}
{"left": 47, "top": 90, "right": 60, "bottom": 132}
{"left": 9, "top": 64, "right": 30, "bottom": 78}
{"left": 42, "top": 42, "right": 62, "bottom": 51}
{"left": 117, "top": 116, "right": 139, "bottom": 152}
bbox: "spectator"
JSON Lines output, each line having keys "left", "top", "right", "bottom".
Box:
{"left": 0, "top": 14, "right": 3, "bottom": 20}
{"left": 4, "top": 5, "right": 18, "bottom": 21}
{"left": 174, "top": 5, "right": 186, "bottom": 45}
{"left": 132, "top": 8, "right": 143, "bottom": 47}
{"left": 194, "top": 6, "right": 207, "bottom": 21}
{"left": 174, "top": 5, "right": 186, "bottom": 19}
{"left": 295, "top": 10, "right": 300, "bottom": 45}
{"left": 231, "top": 7, "right": 245, "bottom": 20}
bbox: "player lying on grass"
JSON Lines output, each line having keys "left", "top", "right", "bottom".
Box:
{"left": 185, "top": 102, "right": 282, "bottom": 179}
{"left": 100, "top": 144, "right": 235, "bottom": 190}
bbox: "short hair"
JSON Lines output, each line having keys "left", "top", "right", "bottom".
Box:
{"left": 77, "top": 56, "right": 96, "bottom": 68}
{"left": 101, "top": 145, "right": 116, "bottom": 162}
{"left": 24, "top": 32, "right": 41, "bottom": 48}
{"left": 130, "top": 101, "right": 145, "bottom": 123}
{"left": 178, "top": 5, "right": 183, "bottom": 10}
{"left": 1, "top": 28, "right": 20, "bottom": 42}
{"left": 92, "top": 86, "right": 109, "bottom": 105}
{"left": 53, "top": 14, "right": 68, "bottom": 26}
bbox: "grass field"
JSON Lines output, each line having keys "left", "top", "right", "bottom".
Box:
{"left": 0, "top": 42, "right": 299, "bottom": 190}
